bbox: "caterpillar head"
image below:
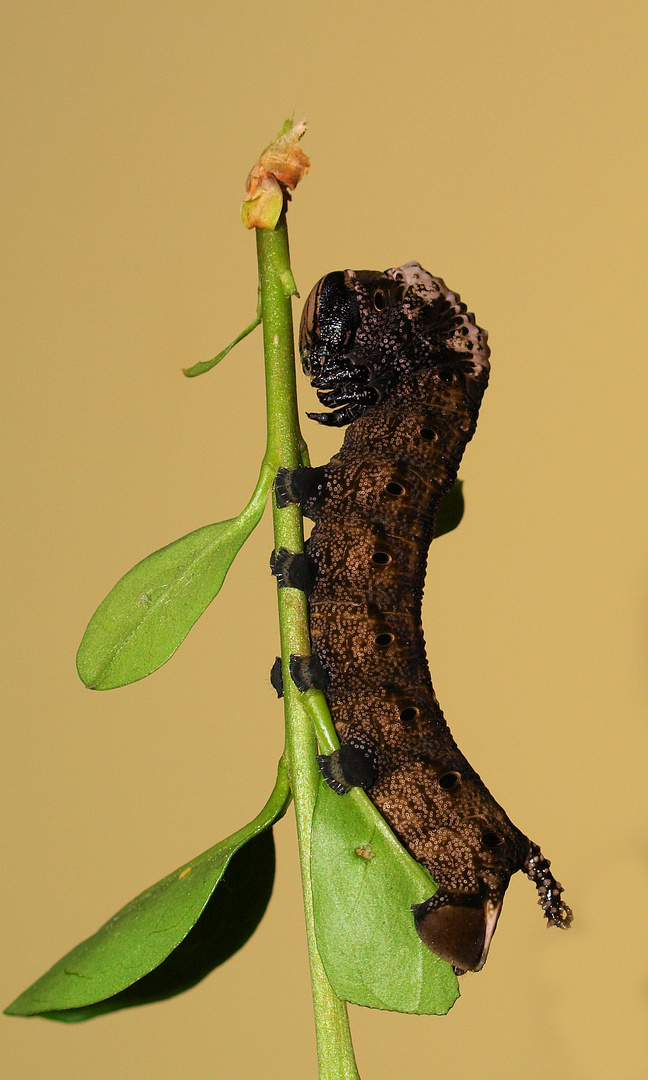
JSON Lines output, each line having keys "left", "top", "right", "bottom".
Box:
{"left": 299, "top": 262, "right": 490, "bottom": 426}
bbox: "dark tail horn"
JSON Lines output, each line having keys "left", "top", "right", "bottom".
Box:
{"left": 524, "top": 842, "right": 573, "bottom": 928}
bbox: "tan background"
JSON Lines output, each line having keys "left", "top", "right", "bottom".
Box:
{"left": 2, "top": 2, "right": 647, "bottom": 1078}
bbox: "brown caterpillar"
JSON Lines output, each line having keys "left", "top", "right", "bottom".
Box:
{"left": 272, "top": 262, "right": 571, "bottom": 974}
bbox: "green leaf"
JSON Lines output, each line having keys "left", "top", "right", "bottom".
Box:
{"left": 433, "top": 479, "right": 464, "bottom": 539}
{"left": 183, "top": 293, "right": 262, "bottom": 377}
{"left": 77, "top": 463, "right": 274, "bottom": 689}
{"left": 311, "top": 781, "right": 459, "bottom": 1015}
{"left": 5, "top": 765, "right": 291, "bottom": 1022}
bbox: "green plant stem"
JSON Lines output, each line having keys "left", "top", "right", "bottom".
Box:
{"left": 257, "top": 215, "right": 361, "bottom": 1080}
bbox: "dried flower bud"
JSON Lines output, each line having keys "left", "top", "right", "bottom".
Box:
{"left": 241, "top": 175, "right": 284, "bottom": 231}
{"left": 242, "top": 119, "right": 309, "bottom": 230}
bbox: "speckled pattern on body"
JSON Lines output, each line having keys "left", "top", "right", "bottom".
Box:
{"left": 284, "top": 262, "right": 571, "bottom": 973}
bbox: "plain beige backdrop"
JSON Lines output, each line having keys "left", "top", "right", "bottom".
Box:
{"left": 2, "top": 2, "right": 647, "bottom": 1078}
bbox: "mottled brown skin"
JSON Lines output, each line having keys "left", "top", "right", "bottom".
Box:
{"left": 282, "top": 263, "right": 571, "bottom": 973}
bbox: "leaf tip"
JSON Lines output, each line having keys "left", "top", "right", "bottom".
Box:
{"left": 3, "top": 989, "right": 37, "bottom": 1018}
